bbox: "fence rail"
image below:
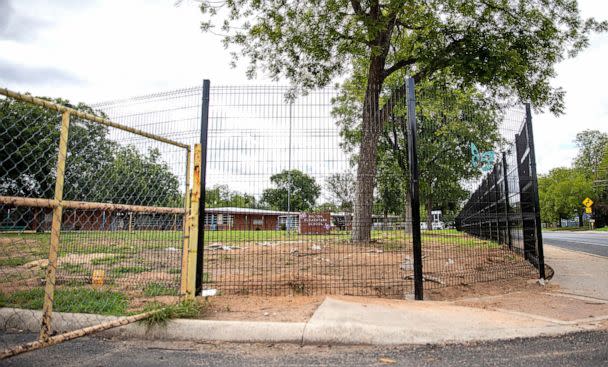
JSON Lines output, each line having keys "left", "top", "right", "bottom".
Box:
{"left": 0, "top": 86, "right": 198, "bottom": 358}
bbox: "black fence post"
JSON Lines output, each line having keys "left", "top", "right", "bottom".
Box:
{"left": 406, "top": 77, "right": 423, "bottom": 300}
{"left": 502, "top": 153, "right": 512, "bottom": 250}
{"left": 196, "top": 79, "right": 210, "bottom": 294}
{"left": 525, "top": 103, "right": 546, "bottom": 279}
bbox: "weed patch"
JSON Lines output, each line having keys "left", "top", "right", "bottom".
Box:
{"left": 0, "top": 287, "right": 128, "bottom": 315}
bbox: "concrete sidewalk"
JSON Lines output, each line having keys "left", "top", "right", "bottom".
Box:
{"left": 544, "top": 244, "right": 608, "bottom": 300}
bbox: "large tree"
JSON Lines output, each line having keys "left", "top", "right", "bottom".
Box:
{"left": 261, "top": 169, "right": 321, "bottom": 211}
{"left": 0, "top": 98, "right": 114, "bottom": 199}
{"left": 595, "top": 148, "right": 608, "bottom": 227}
{"left": 335, "top": 73, "right": 503, "bottom": 231}
{"left": 205, "top": 184, "right": 257, "bottom": 208}
{"left": 573, "top": 130, "right": 608, "bottom": 178}
{"left": 200, "top": 0, "right": 606, "bottom": 241}
{"left": 325, "top": 171, "right": 356, "bottom": 211}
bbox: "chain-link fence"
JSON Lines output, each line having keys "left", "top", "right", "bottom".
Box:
{"left": 0, "top": 88, "right": 197, "bottom": 358}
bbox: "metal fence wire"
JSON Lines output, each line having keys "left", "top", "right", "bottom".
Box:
{"left": 413, "top": 82, "right": 544, "bottom": 296}
{"left": 94, "top": 80, "right": 544, "bottom": 301}
{"left": 0, "top": 88, "right": 195, "bottom": 357}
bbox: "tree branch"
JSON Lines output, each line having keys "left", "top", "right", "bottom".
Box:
{"left": 383, "top": 57, "right": 417, "bottom": 79}
{"left": 350, "top": 0, "right": 364, "bottom": 16}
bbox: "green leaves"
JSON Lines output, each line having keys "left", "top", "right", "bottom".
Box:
{"left": 261, "top": 169, "right": 321, "bottom": 211}
{"left": 539, "top": 167, "right": 596, "bottom": 224}
{"left": 0, "top": 97, "right": 182, "bottom": 208}
{"left": 205, "top": 184, "right": 257, "bottom": 208}
{"left": 201, "top": 0, "right": 604, "bottom": 114}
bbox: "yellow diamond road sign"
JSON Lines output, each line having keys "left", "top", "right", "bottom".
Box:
{"left": 583, "top": 197, "right": 594, "bottom": 208}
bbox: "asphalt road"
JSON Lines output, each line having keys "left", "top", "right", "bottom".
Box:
{"left": 2, "top": 331, "right": 608, "bottom": 367}
{"left": 542, "top": 231, "right": 608, "bottom": 257}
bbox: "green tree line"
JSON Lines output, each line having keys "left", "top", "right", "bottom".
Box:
{"left": 539, "top": 130, "right": 608, "bottom": 228}
{"left": 0, "top": 97, "right": 181, "bottom": 208}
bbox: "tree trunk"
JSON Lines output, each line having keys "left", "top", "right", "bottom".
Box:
{"left": 403, "top": 187, "right": 413, "bottom": 234}
{"left": 352, "top": 60, "right": 384, "bottom": 243}
{"left": 383, "top": 210, "right": 388, "bottom": 230}
{"left": 426, "top": 197, "right": 433, "bottom": 231}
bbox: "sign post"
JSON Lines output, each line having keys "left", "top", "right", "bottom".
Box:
{"left": 582, "top": 197, "right": 594, "bottom": 229}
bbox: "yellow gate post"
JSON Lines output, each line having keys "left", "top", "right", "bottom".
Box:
{"left": 186, "top": 144, "right": 202, "bottom": 298}
{"left": 40, "top": 111, "right": 70, "bottom": 341}
{"left": 180, "top": 147, "right": 192, "bottom": 295}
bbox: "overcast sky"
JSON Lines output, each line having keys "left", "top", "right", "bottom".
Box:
{"left": 1, "top": 0, "right": 607, "bottom": 175}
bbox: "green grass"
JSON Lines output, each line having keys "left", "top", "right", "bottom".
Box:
{"left": 143, "top": 283, "right": 178, "bottom": 297}
{"left": 0, "top": 287, "right": 128, "bottom": 315}
{"left": 141, "top": 299, "right": 204, "bottom": 327}
{"left": 544, "top": 227, "right": 589, "bottom": 232}
{"left": 110, "top": 266, "right": 149, "bottom": 276}
{"left": 0, "top": 257, "right": 30, "bottom": 266}
{"left": 1, "top": 231, "right": 183, "bottom": 256}
{"left": 60, "top": 263, "right": 87, "bottom": 274}
{"left": 91, "top": 254, "right": 128, "bottom": 265}
{"left": 167, "top": 268, "right": 181, "bottom": 274}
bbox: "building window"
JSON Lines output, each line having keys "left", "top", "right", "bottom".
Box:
{"left": 205, "top": 213, "right": 234, "bottom": 227}
{"left": 204, "top": 213, "right": 216, "bottom": 225}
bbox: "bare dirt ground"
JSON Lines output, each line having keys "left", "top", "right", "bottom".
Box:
{"left": 1, "top": 231, "right": 540, "bottom": 316}
{"left": 425, "top": 276, "right": 555, "bottom": 300}
{"left": 204, "top": 238, "right": 537, "bottom": 298}
{"left": 198, "top": 275, "right": 546, "bottom": 322}
{"left": 203, "top": 295, "right": 325, "bottom": 322}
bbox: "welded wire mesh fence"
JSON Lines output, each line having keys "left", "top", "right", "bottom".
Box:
{"left": 0, "top": 88, "right": 192, "bottom": 356}
{"left": 202, "top": 85, "right": 415, "bottom": 297}
{"left": 454, "top": 103, "right": 546, "bottom": 280}
{"left": 413, "top": 83, "right": 543, "bottom": 294}
{"left": 94, "top": 81, "right": 544, "bottom": 300}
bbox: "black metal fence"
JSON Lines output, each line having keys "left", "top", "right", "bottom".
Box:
{"left": 93, "top": 79, "right": 545, "bottom": 300}
{"left": 455, "top": 104, "right": 545, "bottom": 278}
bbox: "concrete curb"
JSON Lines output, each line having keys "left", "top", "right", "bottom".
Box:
{"left": 1, "top": 306, "right": 605, "bottom": 346}
{"left": 0, "top": 308, "right": 305, "bottom": 344}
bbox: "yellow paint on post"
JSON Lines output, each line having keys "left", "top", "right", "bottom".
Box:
{"left": 40, "top": 111, "right": 70, "bottom": 341}
{"left": 180, "top": 148, "right": 192, "bottom": 295}
{"left": 91, "top": 270, "right": 106, "bottom": 288}
{"left": 186, "top": 144, "right": 202, "bottom": 298}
